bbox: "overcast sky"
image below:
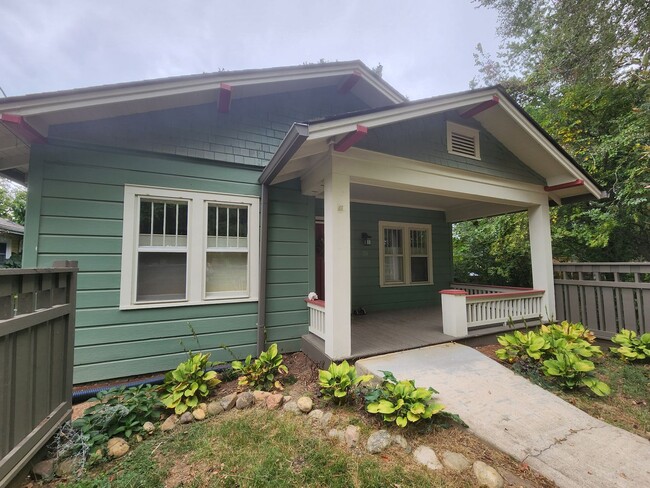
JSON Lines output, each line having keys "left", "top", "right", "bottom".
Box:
{"left": 0, "top": 1, "right": 499, "bottom": 101}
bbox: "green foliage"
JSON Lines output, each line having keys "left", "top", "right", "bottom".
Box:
{"left": 70, "top": 384, "right": 161, "bottom": 464}
{"left": 610, "top": 329, "right": 650, "bottom": 361}
{"left": 496, "top": 321, "right": 610, "bottom": 395}
{"left": 365, "top": 371, "right": 445, "bottom": 427}
{"left": 1, "top": 253, "right": 21, "bottom": 268}
{"left": 160, "top": 352, "right": 221, "bottom": 414}
{"left": 231, "top": 343, "right": 288, "bottom": 391}
{"left": 318, "top": 360, "right": 372, "bottom": 403}
{"left": 0, "top": 180, "right": 26, "bottom": 225}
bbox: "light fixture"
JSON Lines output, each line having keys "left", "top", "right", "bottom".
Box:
{"left": 361, "top": 232, "right": 372, "bottom": 246}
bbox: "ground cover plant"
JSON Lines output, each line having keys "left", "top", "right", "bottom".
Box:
{"left": 231, "top": 343, "right": 288, "bottom": 391}
{"left": 610, "top": 329, "right": 650, "bottom": 361}
{"left": 318, "top": 360, "right": 372, "bottom": 403}
{"left": 160, "top": 351, "right": 221, "bottom": 414}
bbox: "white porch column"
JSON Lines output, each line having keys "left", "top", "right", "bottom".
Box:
{"left": 439, "top": 290, "right": 468, "bottom": 337}
{"left": 528, "top": 202, "right": 556, "bottom": 321}
{"left": 324, "top": 171, "right": 352, "bottom": 358}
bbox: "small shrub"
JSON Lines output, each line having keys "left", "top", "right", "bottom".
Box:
{"left": 232, "top": 343, "right": 288, "bottom": 391}
{"left": 318, "top": 360, "right": 372, "bottom": 403}
{"left": 542, "top": 352, "right": 611, "bottom": 396}
{"left": 365, "top": 371, "right": 445, "bottom": 427}
{"left": 160, "top": 352, "right": 221, "bottom": 414}
{"left": 610, "top": 329, "right": 650, "bottom": 361}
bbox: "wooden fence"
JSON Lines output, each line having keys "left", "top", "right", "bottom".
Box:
{"left": 554, "top": 262, "right": 649, "bottom": 339}
{"left": 0, "top": 263, "right": 77, "bottom": 488}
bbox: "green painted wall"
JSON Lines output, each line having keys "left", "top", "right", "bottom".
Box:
{"left": 358, "top": 112, "right": 545, "bottom": 184}
{"left": 26, "top": 144, "right": 265, "bottom": 384}
{"left": 315, "top": 201, "right": 453, "bottom": 312}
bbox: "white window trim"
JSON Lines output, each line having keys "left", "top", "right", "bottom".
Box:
{"left": 120, "top": 185, "right": 260, "bottom": 310}
{"left": 378, "top": 221, "right": 433, "bottom": 288}
{"left": 447, "top": 121, "right": 481, "bottom": 160}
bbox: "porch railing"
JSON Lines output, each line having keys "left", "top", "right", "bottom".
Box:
{"left": 441, "top": 284, "right": 544, "bottom": 336}
{"left": 305, "top": 299, "right": 326, "bottom": 340}
{"left": 0, "top": 262, "right": 77, "bottom": 488}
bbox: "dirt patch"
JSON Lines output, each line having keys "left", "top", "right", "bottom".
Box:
{"left": 475, "top": 343, "right": 501, "bottom": 361}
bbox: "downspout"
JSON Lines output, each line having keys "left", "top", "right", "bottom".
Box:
{"left": 256, "top": 123, "right": 309, "bottom": 355}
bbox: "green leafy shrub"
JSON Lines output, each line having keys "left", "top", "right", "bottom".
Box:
{"left": 496, "top": 329, "right": 548, "bottom": 362}
{"left": 543, "top": 352, "right": 611, "bottom": 396}
{"left": 610, "top": 329, "right": 650, "bottom": 361}
{"left": 365, "top": 371, "right": 445, "bottom": 427}
{"left": 318, "top": 360, "right": 372, "bottom": 403}
{"left": 232, "top": 343, "right": 288, "bottom": 391}
{"left": 160, "top": 352, "right": 221, "bottom": 414}
{"left": 71, "top": 384, "right": 161, "bottom": 463}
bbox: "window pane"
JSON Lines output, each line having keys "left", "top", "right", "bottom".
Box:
{"left": 410, "top": 230, "right": 428, "bottom": 256}
{"left": 384, "top": 228, "right": 402, "bottom": 255}
{"left": 207, "top": 205, "right": 217, "bottom": 237}
{"left": 411, "top": 256, "right": 429, "bottom": 283}
{"left": 139, "top": 199, "right": 187, "bottom": 247}
{"left": 229, "top": 208, "right": 238, "bottom": 237}
{"left": 136, "top": 252, "right": 186, "bottom": 301}
{"left": 384, "top": 256, "right": 404, "bottom": 283}
{"left": 139, "top": 200, "right": 152, "bottom": 235}
{"left": 206, "top": 252, "right": 248, "bottom": 294}
{"left": 239, "top": 208, "right": 248, "bottom": 238}
{"left": 217, "top": 207, "right": 228, "bottom": 236}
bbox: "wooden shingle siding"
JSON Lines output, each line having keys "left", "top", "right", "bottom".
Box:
{"left": 358, "top": 112, "right": 544, "bottom": 184}
{"left": 265, "top": 181, "right": 314, "bottom": 353}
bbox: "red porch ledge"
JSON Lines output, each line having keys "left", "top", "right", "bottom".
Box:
{"left": 304, "top": 298, "right": 325, "bottom": 307}
{"left": 439, "top": 289, "right": 468, "bottom": 296}
{"left": 466, "top": 289, "right": 544, "bottom": 300}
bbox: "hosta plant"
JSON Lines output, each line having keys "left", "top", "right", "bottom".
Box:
{"left": 496, "top": 330, "right": 548, "bottom": 362}
{"left": 318, "top": 360, "right": 372, "bottom": 403}
{"left": 365, "top": 371, "right": 445, "bottom": 427}
{"left": 160, "top": 352, "right": 221, "bottom": 414}
{"left": 232, "top": 343, "right": 288, "bottom": 391}
{"left": 542, "top": 352, "right": 610, "bottom": 396}
{"left": 610, "top": 329, "right": 650, "bottom": 361}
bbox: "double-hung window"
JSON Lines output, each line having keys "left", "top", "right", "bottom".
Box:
{"left": 379, "top": 221, "right": 433, "bottom": 287}
{"left": 120, "top": 185, "right": 259, "bottom": 309}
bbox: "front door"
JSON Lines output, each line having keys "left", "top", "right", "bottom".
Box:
{"left": 315, "top": 221, "right": 324, "bottom": 300}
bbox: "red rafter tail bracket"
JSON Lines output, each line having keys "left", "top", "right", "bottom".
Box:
{"left": 0, "top": 114, "right": 47, "bottom": 144}
{"left": 217, "top": 83, "right": 232, "bottom": 113}
{"left": 334, "top": 124, "right": 368, "bottom": 152}
{"left": 338, "top": 70, "right": 362, "bottom": 94}
{"left": 544, "top": 179, "right": 584, "bottom": 192}
{"left": 460, "top": 95, "right": 500, "bottom": 118}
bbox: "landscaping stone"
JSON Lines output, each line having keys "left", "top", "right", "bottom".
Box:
{"left": 236, "top": 392, "right": 255, "bottom": 410}
{"left": 253, "top": 390, "right": 271, "bottom": 403}
{"left": 497, "top": 468, "right": 536, "bottom": 488}
{"left": 142, "top": 421, "right": 155, "bottom": 434}
{"left": 161, "top": 414, "right": 178, "bottom": 431}
{"left": 307, "top": 409, "right": 324, "bottom": 422}
{"left": 32, "top": 459, "right": 55, "bottom": 480}
{"left": 198, "top": 402, "right": 207, "bottom": 412}
{"left": 220, "top": 393, "right": 238, "bottom": 411}
{"left": 192, "top": 408, "right": 206, "bottom": 420}
{"left": 297, "top": 396, "right": 313, "bottom": 413}
{"left": 319, "top": 411, "right": 333, "bottom": 429}
{"left": 107, "top": 437, "right": 129, "bottom": 458}
{"left": 328, "top": 428, "right": 345, "bottom": 442}
{"left": 441, "top": 450, "right": 471, "bottom": 471}
{"left": 473, "top": 461, "right": 504, "bottom": 488}
{"left": 366, "top": 430, "right": 392, "bottom": 454}
{"left": 283, "top": 395, "right": 292, "bottom": 404}
{"left": 55, "top": 458, "right": 77, "bottom": 477}
{"left": 207, "top": 401, "right": 224, "bottom": 416}
{"left": 179, "top": 412, "right": 194, "bottom": 424}
{"left": 282, "top": 400, "right": 302, "bottom": 415}
{"left": 391, "top": 434, "right": 411, "bottom": 452}
{"left": 413, "top": 446, "right": 443, "bottom": 471}
{"left": 344, "top": 425, "right": 360, "bottom": 448}
{"left": 266, "top": 393, "right": 284, "bottom": 410}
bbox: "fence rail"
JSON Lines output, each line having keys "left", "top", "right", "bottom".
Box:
{"left": 554, "top": 262, "right": 649, "bottom": 338}
{"left": 466, "top": 290, "right": 545, "bottom": 328}
{"left": 306, "top": 299, "right": 326, "bottom": 340}
{"left": 0, "top": 263, "right": 77, "bottom": 488}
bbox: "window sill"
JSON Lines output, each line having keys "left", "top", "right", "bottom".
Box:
{"left": 119, "top": 296, "right": 258, "bottom": 311}
{"left": 379, "top": 282, "right": 434, "bottom": 288}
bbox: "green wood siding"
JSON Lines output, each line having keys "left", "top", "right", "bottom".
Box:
{"left": 48, "top": 87, "right": 368, "bottom": 168}
{"left": 265, "top": 181, "right": 314, "bottom": 353}
{"left": 358, "top": 112, "right": 545, "bottom": 184}
{"left": 25, "top": 144, "right": 263, "bottom": 384}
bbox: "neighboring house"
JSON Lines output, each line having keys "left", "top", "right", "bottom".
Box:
{"left": 0, "top": 217, "right": 23, "bottom": 263}
{"left": 0, "top": 61, "right": 605, "bottom": 383}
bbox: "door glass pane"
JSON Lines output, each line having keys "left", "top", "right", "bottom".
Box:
{"left": 206, "top": 252, "right": 248, "bottom": 294}
{"left": 384, "top": 256, "right": 404, "bottom": 283}
{"left": 136, "top": 252, "right": 186, "bottom": 301}
{"left": 411, "top": 256, "right": 429, "bottom": 282}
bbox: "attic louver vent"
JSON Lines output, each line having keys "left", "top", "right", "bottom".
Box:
{"left": 447, "top": 122, "right": 480, "bottom": 160}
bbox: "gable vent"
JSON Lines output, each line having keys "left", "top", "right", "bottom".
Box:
{"left": 447, "top": 122, "right": 480, "bottom": 160}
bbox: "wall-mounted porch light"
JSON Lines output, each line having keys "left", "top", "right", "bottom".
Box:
{"left": 361, "top": 232, "right": 372, "bottom": 246}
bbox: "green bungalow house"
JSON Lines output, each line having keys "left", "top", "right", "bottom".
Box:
{"left": 0, "top": 61, "right": 605, "bottom": 383}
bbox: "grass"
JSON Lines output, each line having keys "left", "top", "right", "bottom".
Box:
{"left": 52, "top": 406, "right": 552, "bottom": 488}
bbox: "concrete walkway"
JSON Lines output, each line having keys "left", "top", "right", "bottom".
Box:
{"left": 356, "top": 343, "right": 650, "bottom": 488}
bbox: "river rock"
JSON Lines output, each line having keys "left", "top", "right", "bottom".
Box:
{"left": 236, "top": 391, "right": 255, "bottom": 409}
{"left": 220, "top": 393, "right": 238, "bottom": 411}
{"left": 366, "top": 430, "right": 392, "bottom": 454}
{"left": 391, "top": 434, "right": 411, "bottom": 452}
{"left": 192, "top": 408, "right": 206, "bottom": 420}
{"left": 344, "top": 425, "right": 360, "bottom": 447}
{"left": 107, "top": 437, "right": 129, "bottom": 458}
{"left": 473, "top": 461, "right": 505, "bottom": 488}
{"left": 442, "top": 450, "right": 471, "bottom": 471}
{"left": 308, "top": 409, "right": 324, "bottom": 422}
{"left": 161, "top": 414, "right": 178, "bottom": 431}
{"left": 253, "top": 390, "right": 271, "bottom": 403}
{"left": 297, "top": 396, "right": 313, "bottom": 413}
{"left": 282, "top": 400, "right": 302, "bottom": 414}
{"left": 413, "top": 446, "right": 443, "bottom": 470}
{"left": 32, "top": 459, "right": 55, "bottom": 480}
{"left": 143, "top": 421, "right": 155, "bottom": 434}
{"left": 179, "top": 411, "right": 194, "bottom": 424}
{"left": 55, "top": 458, "right": 77, "bottom": 477}
{"left": 207, "top": 401, "right": 224, "bottom": 416}
{"left": 266, "top": 393, "right": 284, "bottom": 410}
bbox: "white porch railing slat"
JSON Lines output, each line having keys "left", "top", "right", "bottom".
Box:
{"left": 465, "top": 291, "right": 544, "bottom": 328}
{"left": 306, "top": 300, "right": 326, "bottom": 339}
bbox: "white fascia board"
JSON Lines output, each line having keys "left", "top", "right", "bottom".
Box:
{"left": 306, "top": 91, "right": 499, "bottom": 141}
{"left": 0, "top": 63, "right": 402, "bottom": 117}
{"left": 495, "top": 97, "right": 604, "bottom": 199}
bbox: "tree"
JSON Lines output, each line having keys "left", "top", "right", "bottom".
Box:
{"left": 0, "top": 179, "right": 27, "bottom": 225}
{"left": 455, "top": 0, "right": 650, "bottom": 285}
